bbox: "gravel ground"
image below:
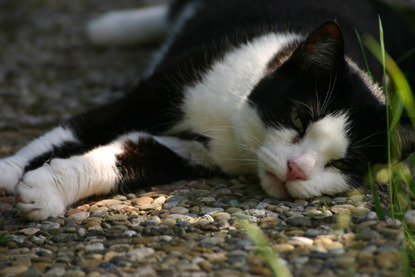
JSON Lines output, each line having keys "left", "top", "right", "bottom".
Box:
{"left": 0, "top": 1, "right": 410, "bottom": 276}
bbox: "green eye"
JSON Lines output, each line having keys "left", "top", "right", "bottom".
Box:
{"left": 290, "top": 108, "right": 304, "bottom": 132}
{"left": 328, "top": 160, "right": 352, "bottom": 171}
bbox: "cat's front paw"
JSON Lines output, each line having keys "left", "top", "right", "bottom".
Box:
{"left": 0, "top": 157, "right": 25, "bottom": 194}
{"left": 15, "top": 166, "right": 66, "bottom": 221}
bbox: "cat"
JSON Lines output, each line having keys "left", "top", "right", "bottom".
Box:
{"left": 1, "top": 0, "right": 415, "bottom": 221}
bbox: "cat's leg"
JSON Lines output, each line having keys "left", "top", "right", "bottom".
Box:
{"left": 0, "top": 126, "right": 81, "bottom": 194}
{"left": 15, "top": 132, "right": 216, "bottom": 221}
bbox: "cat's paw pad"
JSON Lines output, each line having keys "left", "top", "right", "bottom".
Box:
{"left": 0, "top": 157, "right": 25, "bottom": 194}
{"left": 15, "top": 166, "right": 66, "bottom": 221}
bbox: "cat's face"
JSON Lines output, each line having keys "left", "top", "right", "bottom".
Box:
{"left": 249, "top": 22, "right": 390, "bottom": 199}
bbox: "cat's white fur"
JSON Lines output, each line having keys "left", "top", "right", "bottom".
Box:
{"left": 0, "top": 4, "right": 353, "bottom": 220}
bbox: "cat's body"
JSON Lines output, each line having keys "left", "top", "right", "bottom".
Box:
{"left": 1, "top": 0, "right": 415, "bottom": 220}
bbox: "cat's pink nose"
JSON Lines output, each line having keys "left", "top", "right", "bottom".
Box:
{"left": 287, "top": 161, "right": 307, "bottom": 181}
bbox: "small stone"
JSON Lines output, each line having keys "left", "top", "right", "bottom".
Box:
{"left": 330, "top": 205, "right": 353, "bottom": 214}
{"left": 376, "top": 251, "right": 401, "bottom": 269}
{"left": 0, "top": 265, "right": 28, "bottom": 275}
{"left": 45, "top": 267, "right": 66, "bottom": 277}
{"left": 64, "top": 269, "right": 86, "bottom": 277}
{"left": 85, "top": 243, "right": 105, "bottom": 253}
{"left": 153, "top": 196, "right": 167, "bottom": 204}
{"left": 405, "top": 210, "right": 415, "bottom": 226}
{"left": 199, "top": 237, "right": 224, "bottom": 247}
{"left": 131, "top": 196, "right": 154, "bottom": 206}
{"left": 356, "top": 228, "right": 381, "bottom": 241}
{"left": 287, "top": 236, "right": 314, "bottom": 247}
{"left": 213, "top": 212, "right": 231, "bottom": 221}
{"left": 272, "top": 243, "right": 295, "bottom": 253}
{"left": 127, "top": 247, "right": 155, "bottom": 261}
{"left": 286, "top": 215, "right": 312, "bottom": 227}
{"left": 170, "top": 207, "right": 189, "bottom": 214}
{"left": 19, "top": 228, "right": 40, "bottom": 236}
{"left": 200, "top": 207, "right": 224, "bottom": 215}
{"left": 68, "top": 211, "right": 90, "bottom": 221}
{"left": 226, "top": 207, "right": 243, "bottom": 214}
{"left": 106, "top": 214, "right": 128, "bottom": 222}
{"left": 351, "top": 206, "right": 370, "bottom": 217}
{"left": 250, "top": 266, "right": 272, "bottom": 275}
{"left": 259, "top": 217, "right": 281, "bottom": 228}
{"left": 167, "top": 214, "right": 195, "bottom": 223}
{"left": 95, "top": 199, "right": 122, "bottom": 206}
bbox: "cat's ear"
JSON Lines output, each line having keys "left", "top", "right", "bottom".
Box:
{"left": 292, "top": 21, "right": 345, "bottom": 72}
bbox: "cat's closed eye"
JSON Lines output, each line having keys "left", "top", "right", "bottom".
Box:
{"left": 326, "top": 159, "right": 352, "bottom": 171}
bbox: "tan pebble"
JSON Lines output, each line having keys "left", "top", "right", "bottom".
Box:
{"left": 285, "top": 229, "right": 305, "bottom": 236}
{"left": 162, "top": 218, "right": 176, "bottom": 227}
{"left": 358, "top": 251, "right": 374, "bottom": 260}
{"left": 314, "top": 238, "right": 333, "bottom": 248}
{"left": 331, "top": 205, "right": 353, "bottom": 214}
{"left": 94, "top": 199, "right": 122, "bottom": 206}
{"left": 131, "top": 196, "right": 154, "bottom": 206}
{"left": 78, "top": 258, "right": 102, "bottom": 269}
{"left": 335, "top": 255, "right": 356, "bottom": 268}
{"left": 65, "top": 208, "right": 85, "bottom": 216}
{"left": 259, "top": 217, "right": 281, "bottom": 228}
{"left": 357, "top": 266, "right": 378, "bottom": 274}
{"left": 0, "top": 265, "right": 28, "bottom": 275}
{"left": 249, "top": 266, "right": 272, "bottom": 276}
{"left": 351, "top": 206, "right": 370, "bottom": 216}
{"left": 213, "top": 212, "right": 231, "bottom": 221}
{"left": 327, "top": 241, "right": 343, "bottom": 250}
{"left": 133, "top": 237, "right": 154, "bottom": 245}
{"left": 11, "top": 256, "right": 31, "bottom": 267}
{"left": 32, "top": 262, "right": 49, "bottom": 272}
{"left": 88, "top": 205, "right": 99, "bottom": 213}
{"left": 104, "top": 251, "right": 120, "bottom": 262}
{"left": 376, "top": 252, "right": 401, "bottom": 269}
{"left": 198, "top": 260, "right": 212, "bottom": 272}
{"left": 272, "top": 243, "right": 295, "bottom": 253}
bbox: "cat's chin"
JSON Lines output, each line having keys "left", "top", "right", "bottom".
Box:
{"left": 263, "top": 171, "right": 289, "bottom": 199}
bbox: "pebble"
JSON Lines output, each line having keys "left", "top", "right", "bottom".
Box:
{"left": 127, "top": 247, "right": 155, "bottom": 261}
{"left": 170, "top": 207, "right": 189, "bottom": 214}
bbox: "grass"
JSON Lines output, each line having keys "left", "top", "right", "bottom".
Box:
{"left": 363, "top": 16, "right": 415, "bottom": 276}
{"left": 241, "top": 220, "right": 293, "bottom": 277}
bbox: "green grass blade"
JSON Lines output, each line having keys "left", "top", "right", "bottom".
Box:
{"left": 368, "top": 164, "right": 386, "bottom": 220}
{"left": 354, "top": 28, "right": 373, "bottom": 79}
{"left": 241, "top": 220, "right": 293, "bottom": 277}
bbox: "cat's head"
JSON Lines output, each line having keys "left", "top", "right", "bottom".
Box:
{"left": 248, "top": 21, "right": 415, "bottom": 199}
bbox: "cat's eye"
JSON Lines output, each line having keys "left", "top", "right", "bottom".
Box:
{"left": 327, "top": 160, "right": 352, "bottom": 171}
{"left": 290, "top": 108, "right": 304, "bottom": 133}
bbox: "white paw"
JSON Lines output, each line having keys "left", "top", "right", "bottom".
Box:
{"left": 0, "top": 157, "right": 25, "bottom": 194}
{"left": 16, "top": 165, "right": 66, "bottom": 221}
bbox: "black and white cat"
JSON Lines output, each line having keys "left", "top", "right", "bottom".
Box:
{"left": 1, "top": 0, "right": 415, "bottom": 220}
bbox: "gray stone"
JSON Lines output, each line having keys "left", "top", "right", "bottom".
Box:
{"left": 170, "top": 207, "right": 189, "bottom": 214}
{"left": 127, "top": 247, "right": 155, "bottom": 261}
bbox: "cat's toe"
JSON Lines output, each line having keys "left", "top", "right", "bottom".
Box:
{"left": 0, "top": 157, "right": 25, "bottom": 194}
{"left": 15, "top": 167, "right": 66, "bottom": 221}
